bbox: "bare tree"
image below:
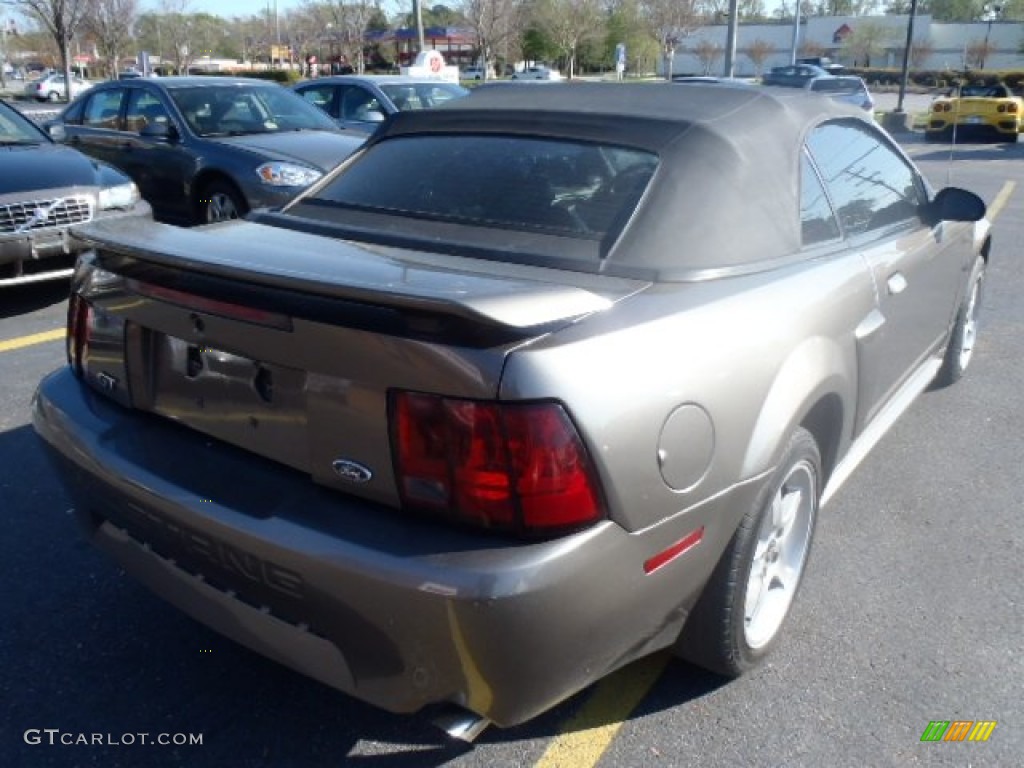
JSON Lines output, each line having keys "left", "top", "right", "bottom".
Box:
{"left": 692, "top": 38, "right": 722, "bottom": 74}
{"left": 531, "top": 0, "right": 604, "bottom": 78}
{"left": 909, "top": 37, "right": 934, "bottom": 69}
{"left": 4, "top": 0, "right": 90, "bottom": 100}
{"left": 744, "top": 37, "right": 773, "bottom": 76}
{"left": 158, "top": 0, "right": 195, "bottom": 74}
{"left": 798, "top": 39, "right": 827, "bottom": 60}
{"left": 459, "top": 0, "right": 520, "bottom": 80}
{"left": 309, "top": 0, "right": 377, "bottom": 74}
{"left": 638, "top": 0, "right": 701, "bottom": 80}
{"left": 82, "top": 0, "right": 137, "bottom": 78}
{"left": 965, "top": 37, "right": 997, "bottom": 69}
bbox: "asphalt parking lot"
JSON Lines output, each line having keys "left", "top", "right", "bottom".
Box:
{"left": 1, "top": 124, "right": 1021, "bottom": 767}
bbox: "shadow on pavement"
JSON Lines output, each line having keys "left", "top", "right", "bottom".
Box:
{"left": 1, "top": 279, "right": 69, "bottom": 320}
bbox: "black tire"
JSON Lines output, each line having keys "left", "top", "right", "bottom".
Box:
{"left": 676, "top": 428, "right": 821, "bottom": 677}
{"left": 196, "top": 178, "right": 248, "bottom": 224}
{"left": 934, "top": 254, "right": 985, "bottom": 388}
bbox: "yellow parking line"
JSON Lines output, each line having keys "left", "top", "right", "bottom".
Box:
{"left": 535, "top": 652, "right": 669, "bottom": 768}
{"left": 0, "top": 328, "right": 65, "bottom": 353}
{"left": 988, "top": 181, "right": 1015, "bottom": 221}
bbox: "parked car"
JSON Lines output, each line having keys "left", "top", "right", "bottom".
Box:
{"left": 461, "top": 65, "right": 496, "bottom": 80}
{"left": 511, "top": 65, "right": 562, "bottom": 80}
{"left": 761, "top": 63, "right": 829, "bottom": 87}
{"left": 293, "top": 75, "right": 469, "bottom": 134}
{"left": 24, "top": 73, "right": 93, "bottom": 102}
{"left": 796, "top": 56, "right": 845, "bottom": 74}
{"left": 0, "top": 98, "right": 150, "bottom": 286}
{"left": 33, "top": 83, "right": 989, "bottom": 735}
{"left": 804, "top": 75, "right": 875, "bottom": 112}
{"left": 47, "top": 77, "right": 366, "bottom": 224}
{"left": 925, "top": 82, "right": 1024, "bottom": 143}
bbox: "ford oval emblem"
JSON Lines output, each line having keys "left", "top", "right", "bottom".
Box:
{"left": 331, "top": 459, "right": 373, "bottom": 484}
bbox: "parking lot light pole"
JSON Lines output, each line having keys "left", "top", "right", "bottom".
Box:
{"left": 896, "top": 0, "right": 919, "bottom": 115}
{"left": 790, "top": 1, "right": 801, "bottom": 65}
{"left": 723, "top": 0, "right": 739, "bottom": 78}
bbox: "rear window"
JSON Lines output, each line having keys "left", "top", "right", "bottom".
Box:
{"left": 305, "top": 135, "right": 657, "bottom": 241}
{"left": 960, "top": 85, "right": 1010, "bottom": 98}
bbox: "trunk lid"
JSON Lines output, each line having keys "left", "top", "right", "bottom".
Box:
{"left": 72, "top": 218, "right": 647, "bottom": 508}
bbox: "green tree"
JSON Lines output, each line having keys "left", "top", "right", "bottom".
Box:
{"left": 841, "top": 21, "right": 894, "bottom": 66}
{"left": 923, "top": 0, "right": 985, "bottom": 21}
{"left": 604, "top": 0, "right": 659, "bottom": 76}
{"left": 530, "top": 0, "right": 604, "bottom": 77}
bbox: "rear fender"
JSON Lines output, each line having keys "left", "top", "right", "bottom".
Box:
{"left": 740, "top": 336, "right": 854, "bottom": 480}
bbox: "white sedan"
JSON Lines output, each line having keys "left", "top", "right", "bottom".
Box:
{"left": 24, "top": 74, "right": 93, "bottom": 102}
{"left": 511, "top": 65, "right": 562, "bottom": 81}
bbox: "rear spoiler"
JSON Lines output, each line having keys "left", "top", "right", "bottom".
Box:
{"left": 71, "top": 218, "right": 649, "bottom": 334}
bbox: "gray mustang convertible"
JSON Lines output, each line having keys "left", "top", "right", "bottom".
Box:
{"left": 32, "top": 83, "right": 989, "bottom": 736}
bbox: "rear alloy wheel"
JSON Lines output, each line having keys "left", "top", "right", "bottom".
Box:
{"left": 934, "top": 254, "right": 985, "bottom": 387}
{"left": 676, "top": 428, "right": 820, "bottom": 677}
{"left": 47, "top": 91, "right": 60, "bottom": 102}
{"left": 198, "top": 179, "right": 247, "bottom": 224}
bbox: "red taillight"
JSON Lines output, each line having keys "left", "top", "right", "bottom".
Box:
{"left": 1007, "top": 102, "right": 1018, "bottom": 114}
{"left": 67, "top": 293, "right": 92, "bottom": 376}
{"left": 392, "top": 391, "right": 604, "bottom": 535}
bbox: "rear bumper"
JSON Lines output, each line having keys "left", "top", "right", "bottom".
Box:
{"left": 32, "top": 368, "right": 754, "bottom": 726}
{"left": 927, "top": 116, "right": 1020, "bottom": 136}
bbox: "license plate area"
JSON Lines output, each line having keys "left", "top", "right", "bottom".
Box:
{"left": 149, "top": 334, "right": 310, "bottom": 472}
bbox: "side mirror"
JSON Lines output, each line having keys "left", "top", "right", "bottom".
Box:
{"left": 929, "top": 187, "right": 986, "bottom": 223}
{"left": 46, "top": 123, "right": 66, "bottom": 142}
{"left": 140, "top": 121, "right": 176, "bottom": 142}
{"left": 361, "top": 110, "right": 386, "bottom": 123}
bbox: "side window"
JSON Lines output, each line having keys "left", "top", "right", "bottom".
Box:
{"left": 298, "top": 85, "right": 336, "bottom": 117}
{"left": 339, "top": 86, "right": 381, "bottom": 121}
{"left": 800, "top": 152, "right": 841, "bottom": 246}
{"left": 125, "top": 90, "right": 169, "bottom": 134}
{"left": 807, "top": 121, "right": 925, "bottom": 237}
{"left": 83, "top": 90, "right": 125, "bottom": 130}
{"left": 62, "top": 98, "right": 85, "bottom": 125}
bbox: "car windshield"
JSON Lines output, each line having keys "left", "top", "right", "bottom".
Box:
{"left": 379, "top": 83, "right": 469, "bottom": 111}
{"left": 169, "top": 84, "right": 340, "bottom": 137}
{"left": 302, "top": 135, "right": 657, "bottom": 245}
{"left": 811, "top": 78, "right": 863, "bottom": 94}
{"left": 0, "top": 102, "right": 46, "bottom": 144}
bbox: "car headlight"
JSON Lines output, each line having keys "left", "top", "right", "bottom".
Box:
{"left": 98, "top": 182, "right": 140, "bottom": 210}
{"left": 255, "top": 162, "right": 323, "bottom": 187}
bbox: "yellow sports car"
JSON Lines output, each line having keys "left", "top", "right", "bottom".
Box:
{"left": 926, "top": 83, "right": 1024, "bottom": 143}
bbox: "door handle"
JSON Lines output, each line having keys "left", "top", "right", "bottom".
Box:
{"left": 887, "top": 272, "right": 908, "bottom": 296}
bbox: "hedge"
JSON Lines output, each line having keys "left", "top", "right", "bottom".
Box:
{"left": 843, "top": 66, "right": 1024, "bottom": 92}
{"left": 187, "top": 69, "right": 302, "bottom": 84}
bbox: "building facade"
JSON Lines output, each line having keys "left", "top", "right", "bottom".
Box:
{"left": 671, "top": 16, "right": 1024, "bottom": 77}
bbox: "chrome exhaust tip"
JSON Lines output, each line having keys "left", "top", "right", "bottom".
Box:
{"left": 432, "top": 706, "right": 491, "bottom": 743}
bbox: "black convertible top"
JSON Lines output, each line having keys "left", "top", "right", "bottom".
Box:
{"left": 368, "top": 83, "right": 872, "bottom": 276}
